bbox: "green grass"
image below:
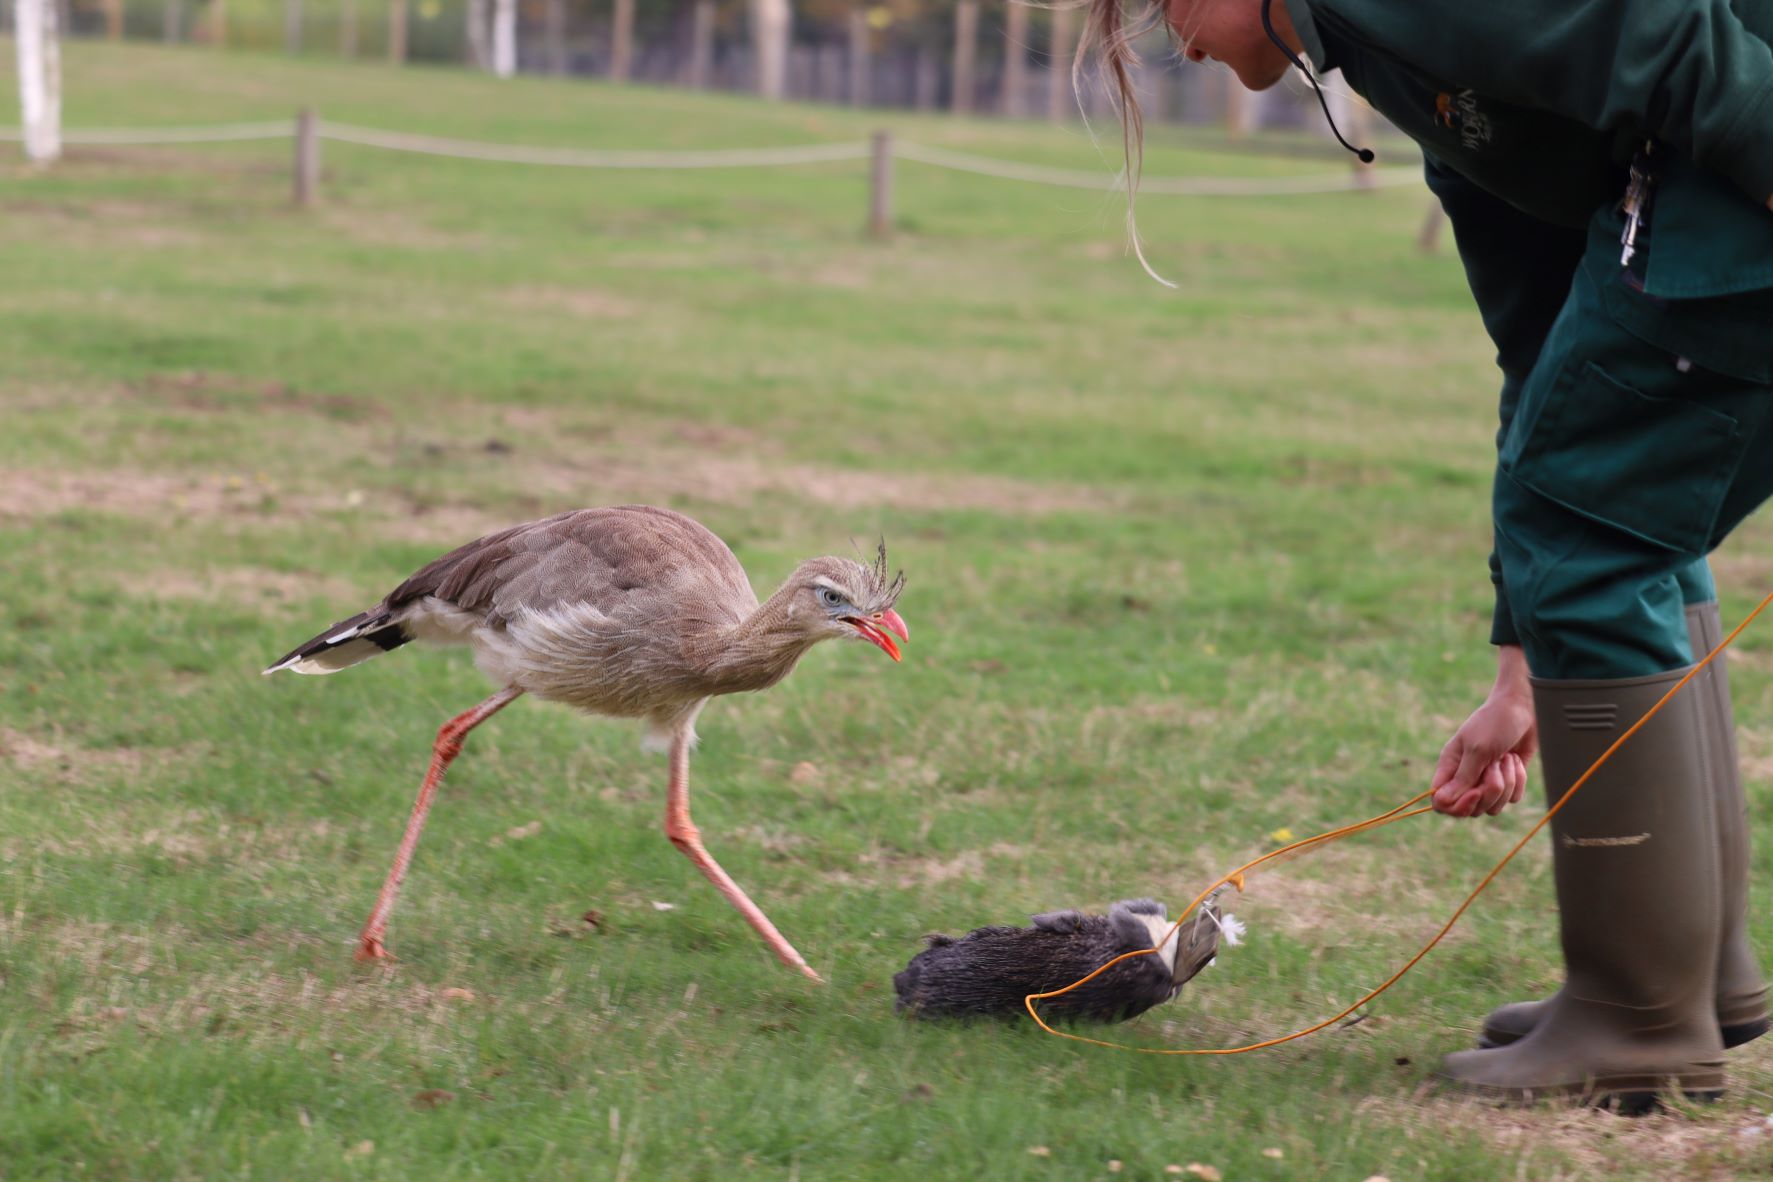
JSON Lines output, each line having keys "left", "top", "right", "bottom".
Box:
{"left": 6, "top": 41, "right": 1773, "bottom": 1181}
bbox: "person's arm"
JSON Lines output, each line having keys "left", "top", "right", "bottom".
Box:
{"left": 1313, "top": 0, "right": 1773, "bottom": 206}
{"left": 1417, "top": 158, "right": 1584, "bottom": 815}
{"left": 1422, "top": 156, "right": 1587, "bottom": 652}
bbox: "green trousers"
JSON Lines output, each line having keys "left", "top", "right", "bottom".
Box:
{"left": 1492, "top": 226, "right": 1773, "bottom": 680}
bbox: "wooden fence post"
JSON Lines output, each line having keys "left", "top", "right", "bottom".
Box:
{"left": 868, "top": 130, "right": 893, "bottom": 241}
{"left": 1225, "top": 71, "right": 1255, "bottom": 138}
{"left": 1348, "top": 96, "right": 1376, "bottom": 190}
{"left": 293, "top": 108, "right": 319, "bottom": 208}
{"left": 1417, "top": 201, "right": 1446, "bottom": 253}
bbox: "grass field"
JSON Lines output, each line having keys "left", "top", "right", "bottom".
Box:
{"left": 7, "top": 41, "right": 1773, "bottom": 1181}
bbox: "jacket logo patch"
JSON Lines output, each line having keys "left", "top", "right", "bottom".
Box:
{"left": 1434, "top": 89, "right": 1493, "bottom": 150}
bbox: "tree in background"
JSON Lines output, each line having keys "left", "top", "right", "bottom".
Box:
{"left": 15, "top": 0, "right": 63, "bottom": 164}
{"left": 749, "top": 0, "right": 789, "bottom": 98}
{"left": 491, "top": 0, "right": 514, "bottom": 74}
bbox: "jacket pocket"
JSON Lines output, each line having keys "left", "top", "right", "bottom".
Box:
{"left": 1503, "top": 358, "right": 1749, "bottom": 555}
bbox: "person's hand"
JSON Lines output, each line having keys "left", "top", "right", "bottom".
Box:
{"left": 1431, "top": 645, "right": 1537, "bottom": 818}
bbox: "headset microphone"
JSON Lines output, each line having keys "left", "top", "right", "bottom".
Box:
{"left": 1260, "top": 0, "right": 1375, "bottom": 164}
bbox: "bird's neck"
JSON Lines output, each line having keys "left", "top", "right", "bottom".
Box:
{"left": 695, "top": 585, "right": 815, "bottom": 695}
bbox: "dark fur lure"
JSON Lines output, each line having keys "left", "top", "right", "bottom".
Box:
{"left": 893, "top": 898, "right": 1229, "bottom": 1024}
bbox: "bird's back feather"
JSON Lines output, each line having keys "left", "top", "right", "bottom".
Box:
{"left": 263, "top": 506, "right": 759, "bottom": 692}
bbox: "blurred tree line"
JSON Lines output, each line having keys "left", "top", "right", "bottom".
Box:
{"left": 37, "top": 0, "right": 1338, "bottom": 132}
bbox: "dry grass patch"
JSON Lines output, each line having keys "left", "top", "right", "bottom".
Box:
{"left": 0, "top": 726, "right": 173, "bottom": 787}
{"left": 128, "top": 564, "right": 361, "bottom": 606}
{"left": 0, "top": 196, "right": 206, "bottom": 249}
{"left": 825, "top": 840, "right": 1031, "bottom": 890}
{"left": 21, "top": 921, "right": 501, "bottom": 1054}
{"left": 518, "top": 444, "right": 1131, "bottom": 517}
{"left": 1368, "top": 1080, "right": 1773, "bottom": 1180}
{"left": 317, "top": 204, "right": 490, "bottom": 252}
{"left": 0, "top": 467, "right": 295, "bottom": 521}
{"left": 494, "top": 284, "right": 640, "bottom": 319}
{"left": 0, "top": 802, "right": 346, "bottom": 871}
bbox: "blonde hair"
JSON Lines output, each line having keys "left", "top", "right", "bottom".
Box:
{"left": 1072, "top": 0, "right": 1177, "bottom": 284}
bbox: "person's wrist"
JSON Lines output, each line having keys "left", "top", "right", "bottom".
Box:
{"left": 1492, "top": 644, "right": 1531, "bottom": 700}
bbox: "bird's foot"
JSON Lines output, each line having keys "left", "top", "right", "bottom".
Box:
{"left": 355, "top": 935, "right": 395, "bottom": 962}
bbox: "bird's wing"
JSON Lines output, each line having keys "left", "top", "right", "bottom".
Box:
{"left": 385, "top": 506, "right": 758, "bottom": 629}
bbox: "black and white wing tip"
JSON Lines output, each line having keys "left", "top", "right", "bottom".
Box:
{"left": 263, "top": 609, "right": 410, "bottom": 675}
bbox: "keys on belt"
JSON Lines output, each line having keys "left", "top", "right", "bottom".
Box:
{"left": 1620, "top": 140, "right": 1658, "bottom": 268}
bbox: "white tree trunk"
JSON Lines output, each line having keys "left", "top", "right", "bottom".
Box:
{"left": 491, "top": 0, "right": 516, "bottom": 78}
{"left": 748, "top": 0, "right": 789, "bottom": 100}
{"left": 16, "top": 0, "right": 63, "bottom": 166}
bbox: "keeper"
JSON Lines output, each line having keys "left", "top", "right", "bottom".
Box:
{"left": 1081, "top": 0, "right": 1773, "bottom": 1110}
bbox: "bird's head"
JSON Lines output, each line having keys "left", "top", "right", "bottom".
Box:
{"left": 785, "top": 542, "right": 909, "bottom": 661}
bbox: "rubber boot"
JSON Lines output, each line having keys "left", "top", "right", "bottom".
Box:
{"left": 1478, "top": 605, "right": 1769, "bottom": 1050}
{"left": 1441, "top": 669, "right": 1726, "bottom": 1112}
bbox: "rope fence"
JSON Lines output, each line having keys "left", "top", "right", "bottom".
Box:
{"left": 2, "top": 111, "right": 1423, "bottom": 230}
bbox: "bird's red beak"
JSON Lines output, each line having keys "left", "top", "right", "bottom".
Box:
{"left": 846, "top": 608, "right": 908, "bottom": 662}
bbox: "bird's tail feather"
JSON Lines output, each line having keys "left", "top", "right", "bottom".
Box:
{"left": 263, "top": 608, "right": 410, "bottom": 675}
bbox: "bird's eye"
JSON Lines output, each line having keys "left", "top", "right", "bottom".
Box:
{"left": 817, "top": 587, "right": 847, "bottom": 609}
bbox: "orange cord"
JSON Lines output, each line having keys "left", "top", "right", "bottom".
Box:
{"left": 1025, "top": 588, "right": 1773, "bottom": 1055}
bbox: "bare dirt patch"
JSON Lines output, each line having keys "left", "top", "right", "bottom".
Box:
{"left": 0, "top": 197, "right": 206, "bottom": 248}
{"left": 522, "top": 447, "right": 1129, "bottom": 517}
{"left": 128, "top": 371, "right": 385, "bottom": 421}
{"left": 0, "top": 726, "right": 163, "bottom": 787}
{"left": 0, "top": 467, "right": 299, "bottom": 521}
{"left": 494, "top": 284, "right": 638, "bottom": 319}
{"left": 1367, "top": 1081, "right": 1773, "bottom": 1180}
{"left": 826, "top": 841, "right": 1030, "bottom": 890}
{"left": 130, "top": 564, "right": 360, "bottom": 605}
{"left": 319, "top": 205, "right": 488, "bottom": 252}
{"left": 1738, "top": 727, "right": 1773, "bottom": 785}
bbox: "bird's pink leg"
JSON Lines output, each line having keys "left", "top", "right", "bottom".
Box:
{"left": 664, "top": 735, "right": 822, "bottom": 982}
{"left": 355, "top": 686, "right": 523, "bottom": 962}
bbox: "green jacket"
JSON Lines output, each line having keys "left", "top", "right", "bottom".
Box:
{"left": 1282, "top": 0, "right": 1773, "bottom": 296}
{"left": 1282, "top": 0, "right": 1773, "bottom": 647}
